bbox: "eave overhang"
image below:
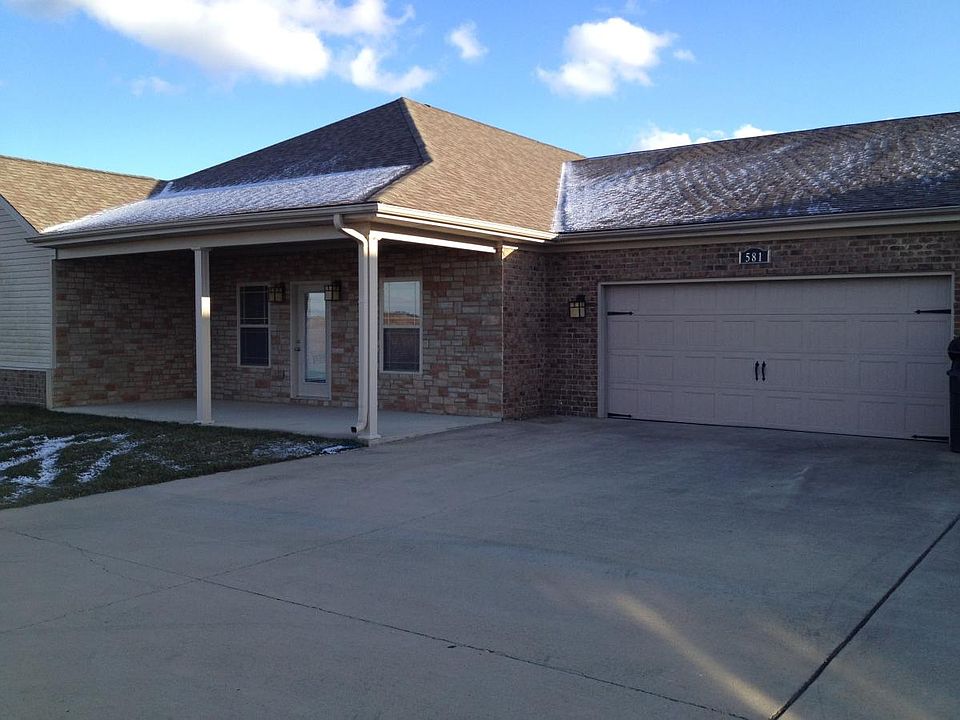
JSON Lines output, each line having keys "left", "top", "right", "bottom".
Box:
{"left": 552, "top": 206, "right": 960, "bottom": 248}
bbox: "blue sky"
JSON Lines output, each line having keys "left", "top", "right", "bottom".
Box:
{"left": 1, "top": 0, "right": 958, "bottom": 180}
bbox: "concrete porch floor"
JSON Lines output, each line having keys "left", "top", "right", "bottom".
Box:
{"left": 57, "top": 399, "right": 499, "bottom": 444}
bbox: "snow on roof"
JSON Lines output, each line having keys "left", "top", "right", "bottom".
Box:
{"left": 556, "top": 111, "right": 960, "bottom": 233}
{"left": 47, "top": 165, "right": 412, "bottom": 234}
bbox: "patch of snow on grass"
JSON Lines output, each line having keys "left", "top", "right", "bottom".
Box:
{"left": 253, "top": 440, "right": 353, "bottom": 460}
{"left": 76, "top": 438, "right": 143, "bottom": 483}
{"left": 0, "top": 432, "right": 141, "bottom": 501}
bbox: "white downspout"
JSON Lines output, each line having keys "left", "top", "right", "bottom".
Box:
{"left": 334, "top": 214, "right": 370, "bottom": 436}
{"left": 193, "top": 248, "right": 213, "bottom": 424}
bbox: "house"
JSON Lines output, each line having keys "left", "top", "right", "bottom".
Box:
{"left": 0, "top": 156, "right": 160, "bottom": 406}
{"left": 1, "top": 99, "right": 958, "bottom": 442}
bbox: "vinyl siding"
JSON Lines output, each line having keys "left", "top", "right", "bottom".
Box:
{"left": 0, "top": 200, "right": 53, "bottom": 369}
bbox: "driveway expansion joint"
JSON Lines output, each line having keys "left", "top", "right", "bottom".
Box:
{"left": 201, "top": 576, "right": 752, "bottom": 719}
{"left": 768, "top": 510, "right": 960, "bottom": 720}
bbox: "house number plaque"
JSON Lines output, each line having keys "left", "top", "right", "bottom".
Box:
{"left": 739, "top": 248, "right": 770, "bottom": 264}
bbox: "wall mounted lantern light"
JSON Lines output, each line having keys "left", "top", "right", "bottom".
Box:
{"left": 268, "top": 284, "right": 286, "bottom": 303}
{"left": 324, "top": 280, "right": 342, "bottom": 301}
{"left": 569, "top": 295, "right": 586, "bottom": 319}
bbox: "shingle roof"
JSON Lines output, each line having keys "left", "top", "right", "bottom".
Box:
{"left": 556, "top": 111, "right": 960, "bottom": 233}
{"left": 0, "top": 155, "right": 161, "bottom": 231}
{"left": 46, "top": 98, "right": 581, "bottom": 236}
{"left": 378, "top": 100, "right": 583, "bottom": 231}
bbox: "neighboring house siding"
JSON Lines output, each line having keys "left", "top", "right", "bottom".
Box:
{"left": 502, "top": 248, "right": 550, "bottom": 419}
{"left": 52, "top": 253, "right": 195, "bottom": 406}
{"left": 210, "top": 243, "right": 503, "bottom": 417}
{"left": 0, "top": 200, "right": 53, "bottom": 371}
{"left": 547, "top": 229, "right": 960, "bottom": 417}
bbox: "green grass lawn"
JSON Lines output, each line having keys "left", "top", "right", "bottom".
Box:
{"left": 0, "top": 405, "right": 358, "bottom": 510}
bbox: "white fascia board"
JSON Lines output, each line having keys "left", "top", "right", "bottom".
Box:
{"left": 55, "top": 226, "right": 346, "bottom": 260}
{"left": 371, "top": 228, "right": 497, "bottom": 254}
{"left": 372, "top": 203, "right": 555, "bottom": 243}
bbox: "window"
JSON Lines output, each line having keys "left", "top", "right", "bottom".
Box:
{"left": 238, "top": 285, "right": 270, "bottom": 366}
{"left": 382, "top": 280, "right": 421, "bottom": 372}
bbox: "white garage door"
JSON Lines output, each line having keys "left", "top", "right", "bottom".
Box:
{"left": 604, "top": 276, "right": 952, "bottom": 439}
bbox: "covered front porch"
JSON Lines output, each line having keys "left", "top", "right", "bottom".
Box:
{"left": 58, "top": 399, "right": 498, "bottom": 444}
{"left": 46, "top": 215, "right": 509, "bottom": 443}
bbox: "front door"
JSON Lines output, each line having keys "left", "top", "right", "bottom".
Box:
{"left": 293, "top": 284, "right": 329, "bottom": 398}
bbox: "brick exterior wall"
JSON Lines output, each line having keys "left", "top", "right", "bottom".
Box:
{"left": 210, "top": 242, "right": 503, "bottom": 417}
{"left": 52, "top": 253, "right": 195, "bottom": 406}
{"left": 0, "top": 369, "right": 47, "bottom": 406}
{"left": 502, "top": 248, "right": 550, "bottom": 418}
{"left": 545, "top": 230, "right": 960, "bottom": 417}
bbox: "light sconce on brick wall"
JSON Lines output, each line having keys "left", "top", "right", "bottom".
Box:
{"left": 569, "top": 295, "right": 586, "bottom": 319}
{"left": 268, "top": 284, "right": 286, "bottom": 303}
{"left": 324, "top": 280, "right": 342, "bottom": 301}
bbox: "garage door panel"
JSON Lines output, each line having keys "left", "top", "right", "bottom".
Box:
{"left": 858, "top": 360, "right": 903, "bottom": 391}
{"left": 604, "top": 276, "right": 951, "bottom": 439}
{"left": 806, "top": 320, "right": 850, "bottom": 352}
{"left": 720, "top": 320, "right": 756, "bottom": 348}
{"left": 716, "top": 356, "right": 756, "bottom": 386}
{"left": 643, "top": 354, "right": 675, "bottom": 381}
{"left": 806, "top": 358, "right": 849, "bottom": 390}
{"left": 758, "top": 319, "right": 804, "bottom": 351}
{"left": 909, "top": 321, "right": 952, "bottom": 353}
{"left": 607, "top": 319, "right": 639, "bottom": 349}
{"left": 859, "top": 320, "right": 904, "bottom": 351}
{"left": 680, "top": 320, "right": 716, "bottom": 348}
{"left": 717, "top": 393, "right": 756, "bottom": 423}
{"left": 608, "top": 353, "right": 639, "bottom": 382}
{"left": 637, "top": 319, "right": 675, "bottom": 348}
{"left": 906, "top": 361, "right": 949, "bottom": 395}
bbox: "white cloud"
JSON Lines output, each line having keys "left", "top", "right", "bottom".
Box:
{"left": 348, "top": 47, "right": 432, "bottom": 93}
{"left": 538, "top": 17, "right": 673, "bottom": 97}
{"left": 447, "top": 21, "right": 486, "bottom": 61}
{"left": 129, "top": 75, "right": 182, "bottom": 96}
{"left": 732, "top": 123, "right": 776, "bottom": 139}
{"left": 11, "top": 0, "right": 431, "bottom": 91}
{"left": 673, "top": 48, "right": 695, "bottom": 62}
{"left": 632, "top": 123, "right": 778, "bottom": 151}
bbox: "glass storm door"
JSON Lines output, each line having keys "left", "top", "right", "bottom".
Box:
{"left": 295, "top": 285, "right": 329, "bottom": 398}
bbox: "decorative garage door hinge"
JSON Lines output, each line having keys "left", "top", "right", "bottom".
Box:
{"left": 914, "top": 308, "right": 951, "bottom": 314}
{"left": 607, "top": 412, "right": 633, "bottom": 419}
{"left": 606, "top": 311, "right": 634, "bottom": 316}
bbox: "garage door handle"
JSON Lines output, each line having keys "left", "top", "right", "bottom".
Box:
{"left": 755, "top": 361, "right": 759, "bottom": 381}
{"left": 761, "top": 361, "right": 766, "bottom": 382}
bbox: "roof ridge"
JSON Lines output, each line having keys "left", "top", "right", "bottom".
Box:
{"left": 396, "top": 98, "right": 431, "bottom": 164}
{"left": 572, "top": 109, "right": 960, "bottom": 165}
{"left": 0, "top": 153, "right": 160, "bottom": 182}
{"left": 399, "top": 97, "right": 583, "bottom": 158}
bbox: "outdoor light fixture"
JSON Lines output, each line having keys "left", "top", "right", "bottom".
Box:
{"left": 324, "top": 280, "right": 342, "bottom": 301}
{"left": 268, "top": 284, "right": 286, "bottom": 303}
{"left": 569, "top": 295, "right": 586, "bottom": 318}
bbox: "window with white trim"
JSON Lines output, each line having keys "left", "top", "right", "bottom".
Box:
{"left": 238, "top": 285, "right": 270, "bottom": 366}
{"left": 382, "top": 279, "right": 421, "bottom": 373}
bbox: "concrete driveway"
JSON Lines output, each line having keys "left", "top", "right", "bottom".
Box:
{"left": 1, "top": 418, "right": 958, "bottom": 720}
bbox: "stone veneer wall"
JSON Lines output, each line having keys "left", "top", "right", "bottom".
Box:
{"left": 546, "top": 230, "right": 960, "bottom": 417}
{"left": 0, "top": 369, "right": 47, "bottom": 406}
{"left": 211, "top": 242, "right": 504, "bottom": 417}
{"left": 52, "top": 253, "right": 195, "bottom": 406}
{"left": 501, "top": 248, "right": 550, "bottom": 419}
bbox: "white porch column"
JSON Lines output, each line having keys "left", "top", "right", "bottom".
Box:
{"left": 193, "top": 248, "right": 212, "bottom": 425}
